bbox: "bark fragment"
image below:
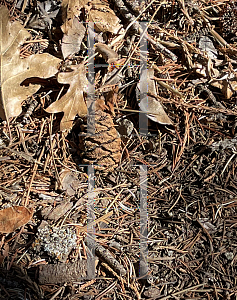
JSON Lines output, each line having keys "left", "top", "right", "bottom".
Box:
{"left": 38, "top": 261, "right": 87, "bottom": 284}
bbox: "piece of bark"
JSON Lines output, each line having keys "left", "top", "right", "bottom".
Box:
{"left": 38, "top": 261, "right": 87, "bottom": 284}
{"left": 41, "top": 201, "right": 73, "bottom": 221}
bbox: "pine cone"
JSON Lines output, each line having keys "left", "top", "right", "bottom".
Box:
{"left": 79, "top": 110, "right": 122, "bottom": 171}
{"left": 220, "top": 2, "right": 237, "bottom": 41}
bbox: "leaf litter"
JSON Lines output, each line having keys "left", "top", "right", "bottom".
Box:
{"left": 0, "top": 0, "right": 237, "bottom": 299}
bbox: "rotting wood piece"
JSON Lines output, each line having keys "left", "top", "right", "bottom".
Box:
{"left": 38, "top": 261, "right": 87, "bottom": 284}
{"left": 79, "top": 110, "right": 122, "bottom": 170}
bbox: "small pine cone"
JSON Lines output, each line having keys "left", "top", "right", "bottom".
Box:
{"left": 79, "top": 110, "right": 122, "bottom": 170}
{"left": 220, "top": 2, "right": 237, "bottom": 40}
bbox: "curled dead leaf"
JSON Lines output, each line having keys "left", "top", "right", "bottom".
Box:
{"left": 0, "top": 206, "right": 33, "bottom": 234}
{"left": 61, "top": 0, "right": 87, "bottom": 33}
{"left": 95, "top": 43, "right": 118, "bottom": 64}
{"left": 58, "top": 169, "right": 81, "bottom": 196}
{"left": 88, "top": 7, "right": 123, "bottom": 34}
{"left": 46, "top": 63, "right": 88, "bottom": 131}
{"left": 222, "top": 79, "right": 237, "bottom": 99}
{"left": 138, "top": 69, "right": 173, "bottom": 125}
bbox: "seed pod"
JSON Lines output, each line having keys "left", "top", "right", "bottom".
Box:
{"left": 79, "top": 110, "right": 122, "bottom": 171}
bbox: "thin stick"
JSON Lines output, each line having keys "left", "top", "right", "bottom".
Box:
{"left": 24, "top": 145, "right": 45, "bottom": 206}
{"left": 158, "top": 284, "right": 205, "bottom": 299}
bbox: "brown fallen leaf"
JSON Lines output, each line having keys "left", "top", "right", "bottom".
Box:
{"left": 0, "top": 206, "right": 33, "bottom": 234}
{"left": 88, "top": 0, "right": 123, "bottom": 34}
{"left": 95, "top": 43, "right": 118, "bottom": 64}
{"left": 58, "top": 169, "right": 81, "bottom": 196}
{"left": 61, "top": 17, "right": 86, "bottom": 59}
{"left": 46, "top": 63, "right": 87, "bottom": 131}
{"left": 61, "top": 0, "right": 87, "bottom": 33}
{"left": 0, "top": 6, "right": 61, "bottom": 121}
{"left": 222, "top": 79, "right": 237, "bottom": 99}
{"left": 139, "top": 68, "right": 173, "bottom": 125}
{"left": 61, "top": 0, "right": 123, "bottom": 35}
{"left": 106, "top": 87, "right": 118, "bottom": 116}
{"left": 41, "top": 201, "right": 73, "bottom": 221}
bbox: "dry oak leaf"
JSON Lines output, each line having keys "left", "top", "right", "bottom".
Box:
{"left": 0, "top": 206, "right": 33, "bottom": 234}
{"left": 46, "top": 63, "right": 87, "bottom": 131}
{"left": 0, "top": 6, "right": 61, "bottom": 121}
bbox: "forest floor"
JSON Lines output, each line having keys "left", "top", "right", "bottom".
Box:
{"left": 0, "top": 0, "right": 237, "bottom": 299}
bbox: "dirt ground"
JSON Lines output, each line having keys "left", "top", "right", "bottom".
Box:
{"left": 0, "top": 0, "right": 237, "bottom": 299}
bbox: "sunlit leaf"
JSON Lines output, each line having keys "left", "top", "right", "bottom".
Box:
{"left": 0, "top": 6, "right": 61, "bottom": 121}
